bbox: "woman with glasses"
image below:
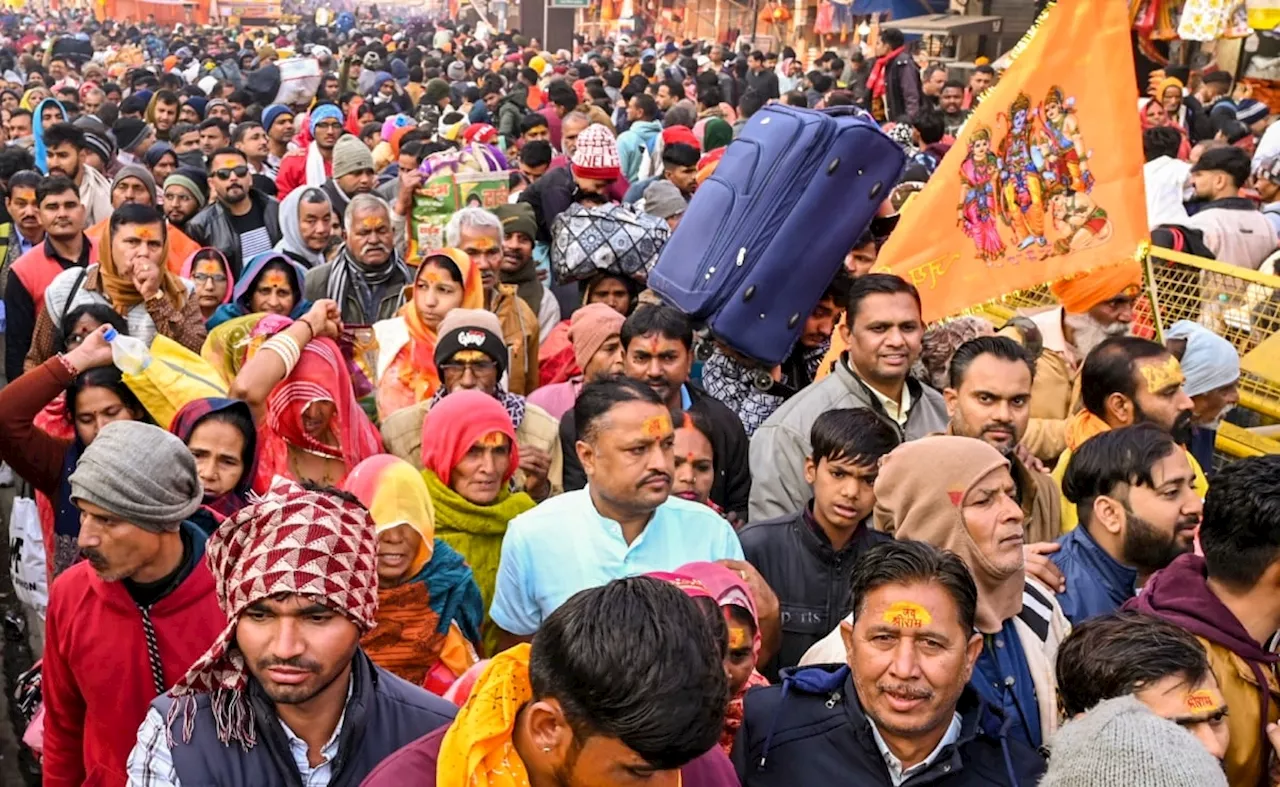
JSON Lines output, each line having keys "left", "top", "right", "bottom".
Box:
{"left": 372, "top": 248, "right": 483, "bottom": 421}
{"left": 205, "top": 250, "right": 311, "bottom": 329}
{"left": 0, "top": 309, "right": 147, "bottom": 583}
{"left": 180, "top": 248, "right": 234, "bottom": 323}
{"left": 229, "top": 298, "right": 382, "bottom": 488}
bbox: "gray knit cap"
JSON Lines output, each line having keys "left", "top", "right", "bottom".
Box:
{"left": 1040, "top": 696, "right": 1227, "bottom": 787}
{"left": 69, "top": 421, "right": 203, "bottom": 533}
{"left": 641, "top": 179, "right": 687, "bottom": 220}
{"left": 331, "top": 134, "right": 375, "bottom": 180}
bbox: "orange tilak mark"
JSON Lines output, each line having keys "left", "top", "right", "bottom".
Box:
{"left": 260, "top": 271, "right": 290, "bottom": 290}
{"left": 477, "top": 431, "right": 507, "bottom": 448}
{"left": 1185, "top": 689, "right": 1221, "bottom": 712}
{"left": 685, "top": 453, "right": 697, "bottom": 464}
{"left": 136, "top": 227, "right": 156, "bottom": 239}
{"left": 468, "top": 237, "right": 498, "bottom": 251}
{"left": 421, "top": 269, "right": 447, "bottom": 285}
{"left": 882, "top": 601, "right": 932, "bottom": 629}
{"left": 728, "top": 626, "right": 748, "bottom": 650}
{"left": 642, "top": 413, "right": 673, "bottom": 439}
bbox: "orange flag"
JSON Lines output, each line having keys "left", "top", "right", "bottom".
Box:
{"left": 876, "top": 0, "right": 1149, "bottom": 323}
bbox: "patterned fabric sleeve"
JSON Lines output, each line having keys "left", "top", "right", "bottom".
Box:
{"left": 145, "top": 292, "right": 208, "bottom": 353}
{"left": 125, "top": 708, "right": 181, "bottom": 787}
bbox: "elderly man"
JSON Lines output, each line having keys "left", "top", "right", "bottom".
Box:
{"left": 999, "top": 261, "right": 1143, "bottom": 461}
{"left": 304, "top": 194, "right": 412, "bottom": 324}
{"left": 804, "top": 436, "right": 1071, "bottom": 753}
{"left": 493, "top": 202, "right": 560, "bottom": 342}
{"left": 1051, "top": 336, "right": 1207, "bottom": 530}
{"left": 380, "top": 309, "right": 563, "bottom": 501}
{"left": 43, "top": 421, "right": 223, "bottom": 787}
{"left": 445, "top": 206, "right": 540, "bottom": 394}
{"left": 734, "top": 540, "right": 1046, "bottom": 785}
{"left": 944, "top": 337, "right": 1062, "bottom": 544}
{"left": 185, "top": 147, "right": 282, "bottom": 278}
{"left": 489, "top": 378, "right": 748, "bottom": 647}
{"left": 1164, "top": 320, "right": 1240, "bottom": 473}
{"left": 127, "top": 478, "right": 458, "bottom": 786}
{"left": 321, "top": 135, "right": 376, "bottom": 219}
{"left": 1053, "top": 425, "right": 1203, "bottom": 625}
{"left": 750, "top": 274, "right": 949, "bottom": 521}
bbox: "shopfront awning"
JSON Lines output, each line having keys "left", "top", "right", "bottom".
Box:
{"left": 885, "top": 12, "right": 1006, "bottom": 38}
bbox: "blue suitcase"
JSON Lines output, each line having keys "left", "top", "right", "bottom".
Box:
{"left": 649, "top": 104, "right": 905, "bottom": 368}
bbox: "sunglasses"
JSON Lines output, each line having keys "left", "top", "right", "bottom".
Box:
{"left": 213, "top": 165, "right": 249, "bottom": 180}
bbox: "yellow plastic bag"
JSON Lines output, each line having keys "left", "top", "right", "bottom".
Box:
{"left": 123, "top": 335, "right": 229, "bottom": 430}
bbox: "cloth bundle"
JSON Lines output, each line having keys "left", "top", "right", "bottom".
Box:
{"left": 550, "top": 202, "right": 670, "bottom": 284}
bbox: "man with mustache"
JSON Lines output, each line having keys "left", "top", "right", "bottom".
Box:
{"left": 945, "top": 337, "right": 1063, "bottom": 545}
{"left": 303, "top": 193, "right": 411, "bottom": 324}
{"left": 802, "top": 435, "right": 1072, "bottom": 753}
{"left": 42, "top": 421, "right": 223, "bottom": 787}
{"left": 1052, "top": 425, "right": 1203, "bottom": 625}
{"left": 1164, "top": 320, "right": 1240, "bottom": 474}
{"left": 42, "top": 122, "right": 113, "bottom": 226}
{"left": 734, "top": 540, "right": 1046, "bottom": 785}
{"left": 127, "top": 478, "right": 458, "bottom": 787}
{"left": 185, "top": 147, "right": 281, "bottom": 279}
{"left": 560, "top": 305, "right": 752, "bottom": 522}
{"left": 1125, "top": 455, "right": 1280, "bottom": 787}
{"left": 489, "top": 378, "right": 745, "bottom": 649}
{"left": 1000, "top": 263, "right": 1143, "bottom": 463}
{"left": 445, "top": 206, "right": 541, "bottom": 395}
{"left": 1051, "top": 336, "right": 1206, "bottom": 531}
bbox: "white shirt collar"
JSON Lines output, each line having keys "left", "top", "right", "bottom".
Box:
{"left": 868, "top": 712, "right": 962, "bottom": 786}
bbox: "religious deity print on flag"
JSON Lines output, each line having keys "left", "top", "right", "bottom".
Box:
{"left": 876, "top": 0, "right": 1150, "bottom": 324}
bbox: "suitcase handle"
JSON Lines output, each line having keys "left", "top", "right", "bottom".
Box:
{"left": 819, "top": 106, "right": 870, "bottom": 119}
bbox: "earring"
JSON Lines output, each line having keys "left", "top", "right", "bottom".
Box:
{"left": 543, "top": 747, "right": 551, "bottom": 753}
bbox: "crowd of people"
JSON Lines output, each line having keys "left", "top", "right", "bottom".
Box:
{"left": 0, "top": 7, "right": 1272, "bottom": 787}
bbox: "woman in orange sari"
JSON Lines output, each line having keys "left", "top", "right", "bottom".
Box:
{"left": 372, "top": 248, "right": 484, "bottom": 420}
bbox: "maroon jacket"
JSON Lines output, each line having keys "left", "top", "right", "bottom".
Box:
{"left": 361, "top": 724, "right": 741, "bottom": 786}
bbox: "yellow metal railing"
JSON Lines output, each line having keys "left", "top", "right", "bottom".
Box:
{"left": 959, "top": 247, "right": 1280, "bottom": 461}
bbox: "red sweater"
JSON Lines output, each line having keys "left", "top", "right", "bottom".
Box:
{"left": 275, "top": 146, "right": 333, "bottom": 201}
{"left": 41, "top": 546, "right": 225, "bottom": 787}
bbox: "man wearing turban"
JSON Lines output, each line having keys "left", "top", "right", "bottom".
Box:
{"left": 999, "top": 261, "right": 1143, "bottom": 462}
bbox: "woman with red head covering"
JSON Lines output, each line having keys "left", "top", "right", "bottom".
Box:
{"left": 420, "top": 388, "right": 536, "bottom": 654}
{"left": 229, "top": 298, "right": 382, "bottom": 488}
{"left": 1140, "top": 98, "right": 1191, "bottom": 160}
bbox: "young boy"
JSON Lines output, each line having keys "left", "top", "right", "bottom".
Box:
{"left": 737, "top": 408, "right": 899, "bottom": 678}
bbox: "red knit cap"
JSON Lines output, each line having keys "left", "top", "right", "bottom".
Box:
{"left": 462, "top": 123, "right": 498, "bottom": 145}
{"left": 571, "top": 123, "right": 623, "bottom": 181}
{"left": 662, "top": 125, "right": 702, "bottom": 151}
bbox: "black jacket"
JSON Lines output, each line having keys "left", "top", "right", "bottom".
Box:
{"left": 746, "top": 68, "right": 780, "bottom": 101}
{"left": 559, "top": 382, "right": 752, "bottom": 520}
{"left": 739, "top": 510, "right": 890, "bottom": 679}
{"left": 184, "top": 190, "right": 282, "bottom": 279}
{"left": 518, "top": 165, "right": 574, "bottom": 247}
{"left": 884, "top": 51, "right": 923, "bottom": 121}
{"left": 733, "top": 665, "right": 1045, "bottom": 787}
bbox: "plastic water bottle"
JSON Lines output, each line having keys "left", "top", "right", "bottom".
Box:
{"left": 103, "top": 327, "right": 151, "bottom": 374}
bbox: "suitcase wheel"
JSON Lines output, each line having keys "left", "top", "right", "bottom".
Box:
{"left": 869, "top": 181, "right": 884, "bottom": 199}
{"left": 752, "top": 369, "right": 774, "bottom": 392}
{"left": 827, "top": 158, "right": 840, "bottom": 175}
{"left": 743, "top": 285, "right": 756, "bottom": 302}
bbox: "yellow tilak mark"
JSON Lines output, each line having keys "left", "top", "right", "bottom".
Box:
{"left": 728, "top": 626, "right": 749, "bottom": 650}
{"left": 476, "top": 431, "right": 507, "bottom": 448}
{"left": 882, "top": 601, "right": 932, "bottom": 629}
{"left": 1139, "top": 355, "right": 1185, "bottom": 394}
{"left": 1185, "top": 689, "right": 1222, "bottom": 713}
{"left": 642, "top": 413, "right": 673, "bottom": 439}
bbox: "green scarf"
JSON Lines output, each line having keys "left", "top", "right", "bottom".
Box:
{"left": 422, "top": 469, "right": 535, "bottom": 653}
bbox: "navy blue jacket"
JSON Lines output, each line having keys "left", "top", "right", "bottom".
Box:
{"left": 732, "top": 664, "right": 1045, "bottom": 787}
{"left": 1050, "top": 525, "right": 1138, "bottom": 626}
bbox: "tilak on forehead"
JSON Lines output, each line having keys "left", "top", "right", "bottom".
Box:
{"left": 260, "top": 271, "right": 290, "bottom": 290}
{"left": 882, "top": 601, "right": 933, "bottom": 628}
{"left": 728, "top": 625, "right": 749, "bottom": 650}
{"left": 467, "top": 236, "right": 497, "bottom": 251}
{"left": 476, "top": 431, "right": 507, "bottom": 448}
{"left": 642, "top": 412, "right": 673, "bottom": 439}
{"left": 420, "top": 268, "right": 447, "bottom": 285}
{"left": 135, "top": 226, "right": 157, "bottom": 239}
{"left": 1184, "top": 688, "right": 1224, "bottom": 713}
{"left": 361, "top": 215, "right": 387, "bottom": 230}
{"left": 1140, "top": 355, "right": 1185, "bottom": 394}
